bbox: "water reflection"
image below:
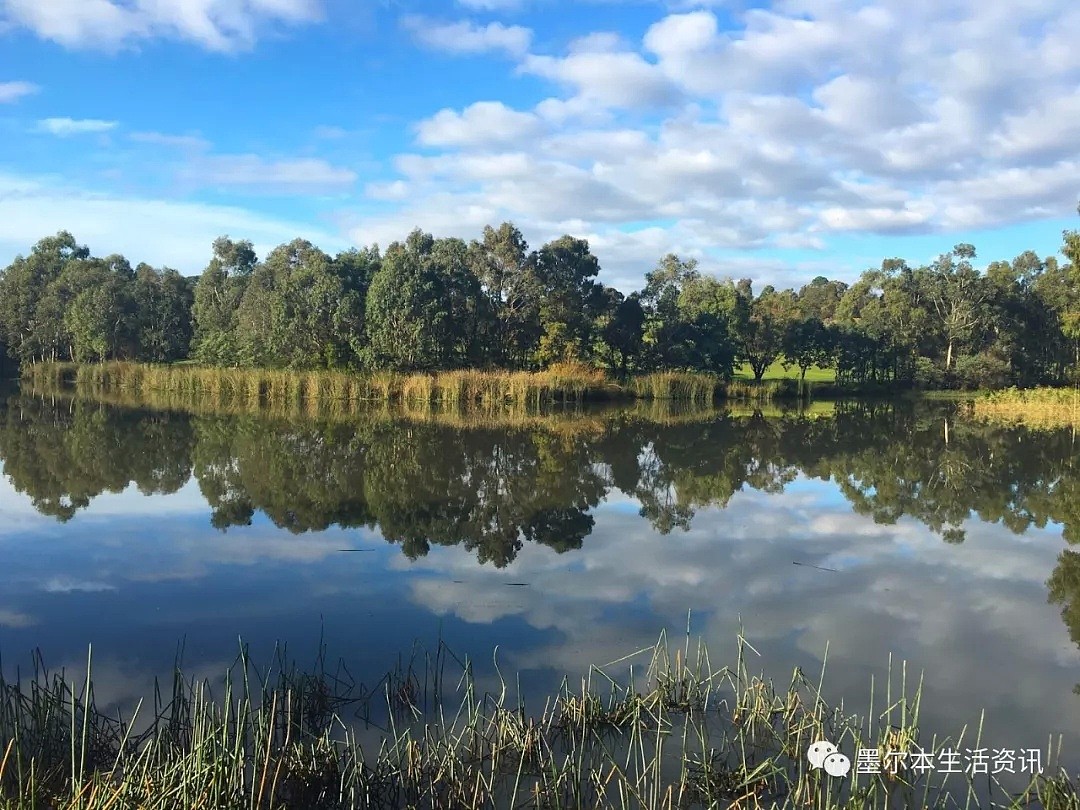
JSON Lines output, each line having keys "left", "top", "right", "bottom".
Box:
{"left": 5, "top": 396, "right": 1080, "bottom": 552}
{"left": 1, "top": 392, "right": 1079, "bottom": 764}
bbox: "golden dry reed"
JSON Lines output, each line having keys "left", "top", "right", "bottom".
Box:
{"left": 22, "top": 361, "right": 811, "bottom": 414}
{"left": 971, "top": 386, "right": 1080, "bottom": 429}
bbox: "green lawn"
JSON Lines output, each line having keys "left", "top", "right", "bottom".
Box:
{"left": 733, "top": 360, "right": 836, "bottom": 383}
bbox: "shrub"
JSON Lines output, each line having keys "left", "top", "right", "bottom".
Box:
{"left": 953, "top": 353, "right": 1010, "bottom": 390}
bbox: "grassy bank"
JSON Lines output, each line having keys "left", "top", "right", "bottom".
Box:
{"left": 733, "top": 360, "right": 836, "bottom": 384}
{"left": 23, "top": 362, "right": 816, "bottom": 413}
{"left": 971, "top": 387, "right": 1080, "bottom": 428}
{"left": 0, "top": 634, "right": 1071, "bottom": 810}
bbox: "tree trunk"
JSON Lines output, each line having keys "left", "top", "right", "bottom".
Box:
{"left": 946, "top": 340, "right": 954, "bottom": 370}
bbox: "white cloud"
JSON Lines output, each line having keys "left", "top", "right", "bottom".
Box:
{"left": 0, "top": 609, "right": 35, "bottom": 628}
{"left": 37, "top": 117, "right": 117, "bottom": 136}
{"left": 129, "top": 131, "right": 210, "bottom": 150}
{"left": 182, "top": 154, "right": 357, "bottom": 193}
{"left": 416, "top": 101, "right": 542, "bottom": 148}
{"left": 0, "top": 80, "right": 38, "bottom": 103}
{"left": 456, "top": 0, "right": 523, "bottom": 9}
{"left": 402, "top": 15, "right": 532, "bottom": 57}
{"left": 42, "top": 577, "right": 117, "bottom": 593}
{"left": 353, "top": 0, "right": 1080, "bottom": 288}
{"left": 0, "top": 0, "right": 323, "bottom": 51}
{"left": 0, "top": 171, "right": 350, "bottom": 274}
{"left": 519, "top": 50, "right": 677, "bottom": 108}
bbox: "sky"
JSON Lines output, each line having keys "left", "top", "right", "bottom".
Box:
{"left": 1, "top": 0, "right": 1079, "bottom": 291}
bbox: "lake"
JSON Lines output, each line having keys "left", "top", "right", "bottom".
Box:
{"left": 1, "top": 389, "right": 1079, "bottom": 778}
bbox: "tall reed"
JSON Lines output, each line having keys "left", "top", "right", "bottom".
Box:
{"left": 0, "top": 633, "right": 1070, "bottom": 809}
{"left": 972, "top": 386, "right": 1080, "bottom": 429}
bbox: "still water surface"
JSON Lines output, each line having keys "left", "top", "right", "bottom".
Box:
{"left": 1, "top": 391, "right": 1079, "bottom": 766}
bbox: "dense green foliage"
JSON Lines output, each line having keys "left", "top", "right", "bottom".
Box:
{"left": 3, "top": 222, "right": 1080, "bottom": 388}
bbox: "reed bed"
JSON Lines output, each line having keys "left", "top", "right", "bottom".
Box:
{"left": 971, "top": 387, "right": 1080, "bottom": 429}
{"left": 22, "top": 362, "right": 622, "bottom": 410}
{"left": 0, "top": 632, "right": 1072, "bottom": 810}
{"left": 22, "top": 363, "right": 812, "bottom": 417}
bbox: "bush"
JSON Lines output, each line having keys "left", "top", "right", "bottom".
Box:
{"left": 952, "top": 353, "right": 1010, "bottom": 390}
{"left": 913, "top": 357, "right": 945, "bottom": 389}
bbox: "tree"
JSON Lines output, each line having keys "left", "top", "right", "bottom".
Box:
{"left": 428, "top": 237, "right": 495, "bottom": 368}
{"left": 677, "top": 275, "right": 740, "bottom": 377}
{"left": 467, "top": 223, "right": 541, "bottom": 369}
{"left": 133, "top": 264, "right": 194, "bottom": 362}
{"left": 0, "top": 232, "right": 90, "bottom": 364}
{"left": 783, "top": 318, "right": 833, "bottom": 386}
{"left": 364, "top": 231, "right": 449, "bottom": 372}
{"left": 595, "top": 290, "right": 645, "bottom": 377}
{"left": 192, "top": 237, "right": 256, "bottom": 365}
{"left": 333, "top": 246, "right": 381, "bottom": 366}
{"left": 532, "top": 235, "right": 604, "bottom": 366}
{"left": 797, "top": 276, "right": 848, "bottom": 322}
{"left": 234, "top": 239, "right": 359, "bottom": 369}
{"left": 639, "top": 254, "right": 701, "bottom": 370}
{"left": 927, "top": 244, "right": 991, "bottom": 371}
{"left": 738, "top": 285, "right": 797, "bottom": 381}
{"left": 65, "top": 257, "right": 137, "bottom": 362}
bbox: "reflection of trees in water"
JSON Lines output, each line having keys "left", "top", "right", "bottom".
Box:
{"left": 4, "top": 396, "right": 1080, "bottom": 570}
{"left": 0, "top": 396, "right": 194, "bottom": 520}
{"left": 11, "top": 390, "right": 1080, "bottom": 688}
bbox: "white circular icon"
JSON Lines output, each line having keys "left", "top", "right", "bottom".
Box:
{"left": 823, "top": 752, "right": 852, "bottom": 778}
{"left": 807, "top": 740, "right": 837, "bottom": 769}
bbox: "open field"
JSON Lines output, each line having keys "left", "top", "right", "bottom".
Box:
{"left": 0, "top": 633, "right": 1072, "bottom": 809}
{"left": 733, "top": 361, "right": 836, "bottom": 383}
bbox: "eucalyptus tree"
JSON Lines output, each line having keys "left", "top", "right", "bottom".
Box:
{"left": 639, "top": 253, "right": 701, "bottom": 370}
{"left": 927, "top": 244, "right": 992, "bottom": 372}
{"left": 467, "top": 223, "right": 542, "bottom": 368}
{"left": 234, "top": 239, "right": 368, "bottom": 369}
{"left": 65, "top": 255, "right": 138, "bottom": 362}
{"left": 532, "top": 235, "right": 605, "bottom": 366}
{"left": 595, "top": 290, "right": 646, "bottom": 377}
{"left": 429, "top": 236, "right": 495, "bottom": 368}
{"left": 192, "top": 237, "right": 256, "bottom": 365}
{"left": 364, "top": 230, "right": 450, "bottom": 372}
{"left": 738, "top": 284, "right": 798, "bottom": 381}
{"left": 133, "top": 264, "right": 195, "bottom": 362}
{"left": 0, "top": 232, "right": 90, "bottom": 363}
{"left": 676, "top": 274, "right": 740, "bottom": 376}
{"left": 796, "top": 276, "right": 848, "bottom": 322}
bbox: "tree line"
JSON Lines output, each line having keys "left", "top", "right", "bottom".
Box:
{"left": 2, "top": 222, "right": 1079, "bottom": 388}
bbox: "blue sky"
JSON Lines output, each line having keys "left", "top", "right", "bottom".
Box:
{"left": 2, "top": 0, "right": 1079, "bottom": 291}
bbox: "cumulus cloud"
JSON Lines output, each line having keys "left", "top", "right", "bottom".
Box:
{"left": 37, "top": 117, "right": 117, "bottom": 136}
{"left": 416, "top": 102, "right": 542, "bottom": 148}
{"left": 0, "top": 0, "right": 323, "bottom": 52}
{"left": 0, "top": 80, "right": 38, "bottom": 103}
{"left": 402, "top": 15, "right": 532, "bottom": 57}
{"left": 357, "top": 0, "right": 1080, "bottom": 287}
